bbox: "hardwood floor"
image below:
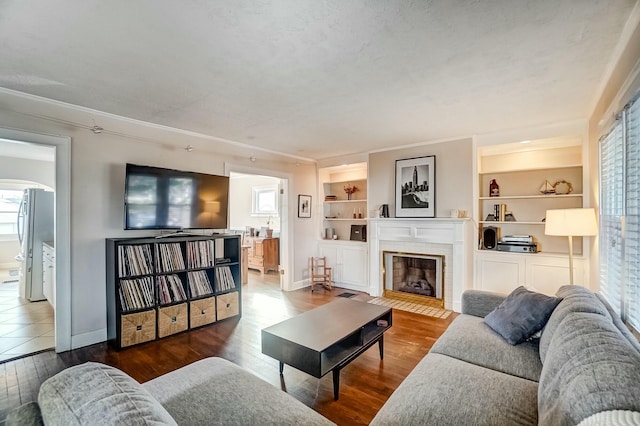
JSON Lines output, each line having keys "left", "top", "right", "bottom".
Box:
{"left": 0, "top": 271, "right": 457, "bottom": 425}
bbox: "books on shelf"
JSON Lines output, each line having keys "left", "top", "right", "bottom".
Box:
{"left": 156, "top": 274, "right": 187, "bottom": 305}
{"left": 215, "top": 266, "right": 236, "bottom": 292}
{"left": 186, "top": 240, "right": 214, "bottom": 269}
{"left": 118, "top": 277, "right": 154, "bottom": 311}
{"left": 188, "top": 270, "right": 213, "bottom": 297}
{"left": 117, "top": 244, "right": 153, "bottom": 277}
{"left": 155, "top": 243, "right": 186, "bottom": 273}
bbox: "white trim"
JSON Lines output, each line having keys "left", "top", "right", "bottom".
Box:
{"left": 225, "top": 163, "right": 294, "bottom": 291}
{"left": 0, "top": 87, "right": 316, "bottom": 163}
{"left": 0, "top": 127, "right": 72, "bottom": 352}
{"left": 291, "top": 278, "right": 310, "bottom": 291}
{"left": 71, "top": 328, "right": 107, "bottom": 350}
{"left": 366, "top": 134, "right": 472, "bottom": 155}
{"left": 588, "top": 1, "right": 640, "bottom": 119}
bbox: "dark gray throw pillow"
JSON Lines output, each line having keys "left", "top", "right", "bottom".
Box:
{"left": 484, "top": 286, "right": 561, "bottom": 345}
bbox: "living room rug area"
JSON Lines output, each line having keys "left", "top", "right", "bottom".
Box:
{"left": 367, "top": 297, "right": 452, "bottom": 319}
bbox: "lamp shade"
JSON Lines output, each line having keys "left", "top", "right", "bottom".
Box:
{"left": 545, "top": 208, "right": 597, "bottom": 236}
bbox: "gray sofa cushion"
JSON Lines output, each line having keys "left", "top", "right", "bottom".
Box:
{"left": 461, "top": 289, "right": 507, "bottom": 318}
{"left": 370, "top": 353, "right": 538, "bottom": 426}
{"left": 5, "top": 402, "right": 43, "bottom": 426}
{"left": 38, "top": 362, "right": 176, "bottom": 425}
{"left": 595, "top": 293, "right": 640, "bottom": 353}
{"left": 431, "top": 314, "right": 542, "bottom": 382}
{"left": 539, "top": 285, "right": 611, "bottom": 363}
{"left": 538, "top": 312, "right": 640, "bottom": 425}
{"left": 484, "top": 286, "right": 561, "bottom": 345}
{"left": 143, "top": 357, "right": 334, "bottom": 425}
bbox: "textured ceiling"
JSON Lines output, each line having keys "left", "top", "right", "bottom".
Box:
{"left": 0, "top": 1, "right": 636, "bottom": 160}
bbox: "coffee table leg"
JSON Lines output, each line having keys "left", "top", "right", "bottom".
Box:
{"left": 333, "top": 369, "right": 340, "bottom": 400}
{"left": 378, "top": 336, "right": 384, "bottom": 359}
{"left": 279, "top": 361, "right": 284, "bottom": 375}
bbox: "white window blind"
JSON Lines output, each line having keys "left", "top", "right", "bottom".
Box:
{"left": 625, "top": 98, "right": 640, "bottom": 330}
{"left": 599, "top": 93, "right": 640, "bottom": 331}
{"left": 599, "top": 118, "right": 625, "bottom": 316}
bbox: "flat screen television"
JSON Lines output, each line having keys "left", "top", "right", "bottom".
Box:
{"left": 124, "top": 163, "right": 229, "bottom": 230}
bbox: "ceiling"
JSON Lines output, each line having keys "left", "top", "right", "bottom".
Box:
{"left": 0, "top": 1, "right": 636, "bottom": 160}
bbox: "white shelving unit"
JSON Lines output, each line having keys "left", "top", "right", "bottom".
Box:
{"left": 317, "top": 163, "right": 369, "bottom": 290}
{"left": 474, "top": 134, "right": 590, "bottom": 294}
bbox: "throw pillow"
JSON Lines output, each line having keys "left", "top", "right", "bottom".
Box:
{"left": 484, "top": 286, "right": 561, "bottom": 345}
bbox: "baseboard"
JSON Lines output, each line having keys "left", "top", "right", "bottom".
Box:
{"left": 290, "top": 278, "right": 310, "bottom": 291}
{"left": 71, "top": 328, "right": 107, "bottom": 350}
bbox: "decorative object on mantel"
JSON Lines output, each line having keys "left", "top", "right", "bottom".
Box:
{"left": 297, "top": 194, "right": 311, "bottom": 218}
{"left": 395, "top": 155, "right": 436, "bottom": 218}
{"left": 544, "top": 208, "right": 597, "bottom": 285}
{"left": 324, "top": 195, "right": 337, "bottom": 201}
{"left": 539, "top": 180, "right": 555, "bottom": 194}
{"left": 553, "top": 180, "right": 573, "bottom": 195}
{"left": 343, "top": 184, "right": 358, "bottom": 200}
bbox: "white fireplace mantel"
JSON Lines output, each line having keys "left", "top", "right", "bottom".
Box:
{"left": 368, "top": 218, "right": 473, "bottom": 312}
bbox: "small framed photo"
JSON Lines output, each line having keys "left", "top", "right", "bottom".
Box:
{"left": 395, "top": 155, "right": 436, "bottom": 218}
{"left": 298, "top": 194, "right": 311, "bottom": 218}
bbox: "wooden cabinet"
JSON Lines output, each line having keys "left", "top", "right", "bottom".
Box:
{"left": 42, "top": 242, "right": 55, "bottom": 308}
{"left": 245, "top": 237, "right": 278, "bottom": 274}
{"left": 476, "top": 250, "right": 586, "bottom": 295}
{"left": 106, "top": 234, "right": 242, "bottom": 349}
{"left": 318, "top": 240, "right": 368, "bottom": 291}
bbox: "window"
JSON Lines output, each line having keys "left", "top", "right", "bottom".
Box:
{"left": 252, "top": 185, "right": 278, "bottom": 216}
{"left": 599, "top": 93, "right": 640, "bottom": 331}
{"left": 0, "top": 189, "right": 23, "bottom": 236}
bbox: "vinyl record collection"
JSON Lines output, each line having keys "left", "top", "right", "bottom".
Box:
{"left": 186, "top": 240, "right": 214, "bottom": 268}
{"left": 155, "top": 243, "right": 185, "bottom": 273}
{"left": 118, "top": 276, "right": 154, "bottom": 311}
{"left": 215, "top": 266, "right": 236, "bottom": 292}
{"left": 157, "top": 274, "right": 187, "bottom": 304}
{"left": 117, "top": 244, "right": 153, "bottom": 277}
{"left": 187, "top": 270, "right": 214, "bottom": 297}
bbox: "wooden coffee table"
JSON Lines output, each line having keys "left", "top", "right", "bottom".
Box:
{"left": 261, "top": 298, "right": 392, "bottom": 400}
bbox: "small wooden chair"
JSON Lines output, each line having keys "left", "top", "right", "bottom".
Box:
{"left": 310, "top": 257, "right": 333, "bottom": 292}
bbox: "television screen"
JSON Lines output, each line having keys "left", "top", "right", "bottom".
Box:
{"left": 124, "top": 164, "right": 229, "bottom": 230}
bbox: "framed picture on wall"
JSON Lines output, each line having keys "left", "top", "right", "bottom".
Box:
{"left": 298, "top": 194, "right": 311, "bottom": 218}
{"left": 395, "top": 155, "right": 436, "bottom": 218}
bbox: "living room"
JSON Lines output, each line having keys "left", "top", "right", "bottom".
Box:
{"left": 1, "top": 1, "right": 640, "bottom": 424}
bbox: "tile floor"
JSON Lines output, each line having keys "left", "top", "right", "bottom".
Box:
{"left": 0, "top": 269, "right": 54, "bottom": 363}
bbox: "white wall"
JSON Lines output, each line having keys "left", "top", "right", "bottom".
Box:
{"left": 229, "top": 174, "right": 281, "bottom": 232}
{"left": 0, "top": 91, "right": 317, "bottom": 346}
{"left": 368, "top": 138, "right": 474, "bottom": 218}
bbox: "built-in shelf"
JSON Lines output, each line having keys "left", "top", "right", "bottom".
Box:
{"left": 478, "top": 163, "right": 583, "bottom": 174}
{"left": 323, "top": 199, "right": 368, "bottom": 203}
{"left": 478, "top": 194, "right": 583, "bottom": 200}
{"left": 324, "top": 218, "right": 368, "bottom": 221}
{"left": 479, "top": 221, "right": 545, "bottom": 225}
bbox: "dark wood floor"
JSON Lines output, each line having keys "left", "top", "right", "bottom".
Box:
{"left": 0, "top": 272, "right": 457, "bottom": 425}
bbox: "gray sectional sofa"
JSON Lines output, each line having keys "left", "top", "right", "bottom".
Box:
{"left": 7, "top": 285, "right": 640, "bottom": 425}
{"left": 371, "top": 285, "right": 640, "bottom": 425}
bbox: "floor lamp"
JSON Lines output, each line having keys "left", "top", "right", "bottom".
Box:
{"left": 544, "top": 208, "right": 597, "bottom": 285}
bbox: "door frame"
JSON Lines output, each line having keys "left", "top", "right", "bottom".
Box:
{"left": 225, "top": 163, "right": 292, "bottom": 290}
{"left": 0, "top": 127, "right": 71, "bottom": 351}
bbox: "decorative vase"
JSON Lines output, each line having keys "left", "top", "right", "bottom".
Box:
{"left": 347, "top": 193, "right": 352, "bottom": 200}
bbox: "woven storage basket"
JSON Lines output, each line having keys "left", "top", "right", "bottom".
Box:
{"left": 189, "top": 297, "right": 216, "bottom": 328}
{"left": 216, "top": 291, "right": 239, "bottom": 320}
{"left": 120, "top": 310, "right": 156, "bottom": 347}
{"left": 158, "top": 303, "right": 188, "bottom": 338}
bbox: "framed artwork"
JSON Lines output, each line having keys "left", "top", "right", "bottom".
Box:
{"left": 298, "top": 194, "right": 311, "bottom": 218}
{"left": 395, "top": 155, "right": 436, "bottom": 218}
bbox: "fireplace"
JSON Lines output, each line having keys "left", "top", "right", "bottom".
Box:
{"left": 384, "top": 252, "right": 444, "bottom": 302}
{"left": 368, "top": 218, "right": 472, "bottom": 312}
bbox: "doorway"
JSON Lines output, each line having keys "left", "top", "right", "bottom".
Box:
{"left": 0, "top": 128, "right": 71, "bottom": 354}
{"left": 226, "top": 168, "right": 290, "bottom": 290}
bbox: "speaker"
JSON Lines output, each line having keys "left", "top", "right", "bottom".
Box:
{"left": 482, "top": 226, "right": 499, "bottom": 250}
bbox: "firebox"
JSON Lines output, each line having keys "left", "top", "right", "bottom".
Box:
{"left": 383, "top": 251, "right": 444, "bottom": 303}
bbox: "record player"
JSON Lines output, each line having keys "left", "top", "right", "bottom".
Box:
{"left": 497, "top": 235, "right": 538, "bottom": 253}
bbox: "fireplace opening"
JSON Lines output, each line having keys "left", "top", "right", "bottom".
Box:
{"left": 383, "top": 251, "right": 444, "bottom": 301}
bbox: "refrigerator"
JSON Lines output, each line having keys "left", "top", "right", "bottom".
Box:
{"left": 15, "top": 189, "right": 54, "bottom": 301}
